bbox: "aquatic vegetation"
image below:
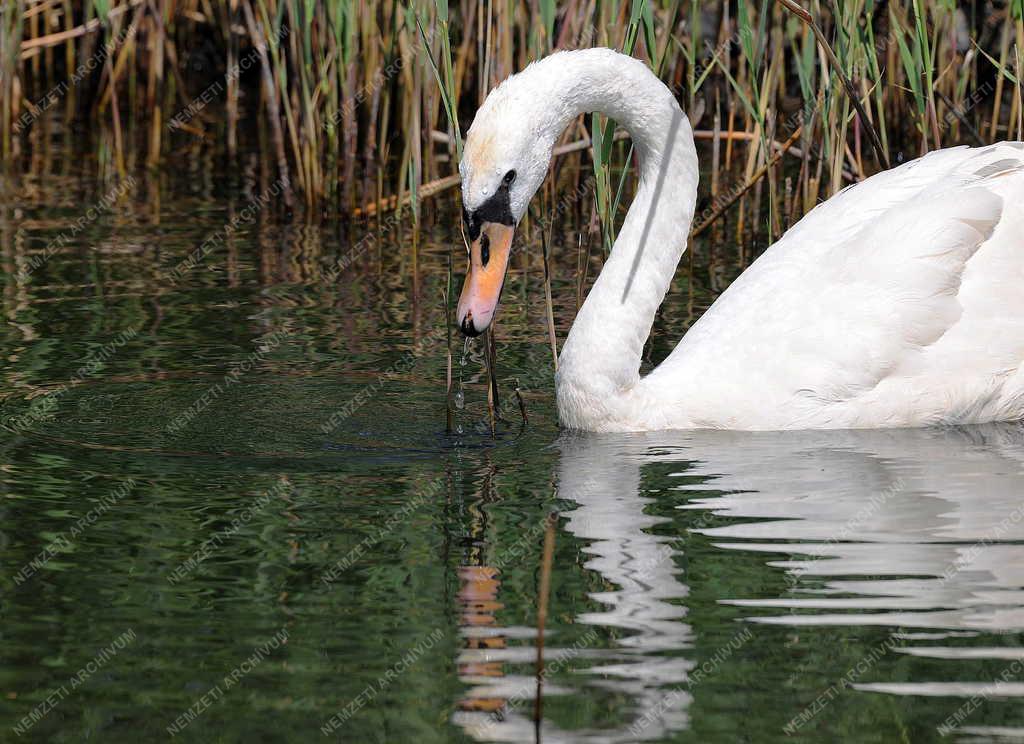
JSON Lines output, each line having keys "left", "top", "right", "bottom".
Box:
{"left": 2, "top": 0, "right": 1020, "bottom": 229}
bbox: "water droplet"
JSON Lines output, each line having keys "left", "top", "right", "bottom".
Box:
{"left": 454, "top": 390, "right": 465, "bottom": 410}
{"left": 456, "top": 424, "right": 463, "bottom": 435}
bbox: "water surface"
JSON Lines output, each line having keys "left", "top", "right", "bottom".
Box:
{"left": 2, "top": 161, "right": 1023, "bottom": 743}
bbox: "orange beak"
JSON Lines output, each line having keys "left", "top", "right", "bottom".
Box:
{"left": 457, "top": 222, "right": 514, "bottom": 336}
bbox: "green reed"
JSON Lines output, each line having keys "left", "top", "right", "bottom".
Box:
{"left": 2, "top": 0, "right": 1020, "bottom": 230}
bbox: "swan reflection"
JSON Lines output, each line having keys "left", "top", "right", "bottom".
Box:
{"left": 674, "top": 425, "right": 1024, "bottom": 634}
{"left": 674, "top": 423, "right": 1024, "bottom": 712}
{"left": 453, "top": 433, "right": 694, "bottom": 742}
{"left": 455, "top": 423, "right": 1024, "bottom": 741}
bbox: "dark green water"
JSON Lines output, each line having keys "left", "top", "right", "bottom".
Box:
{"left": 2, "top": 163, "right": 1024, "bottom": 743}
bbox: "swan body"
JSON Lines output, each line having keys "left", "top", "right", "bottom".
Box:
{"left": 455, "top": 48, "right": 1024, "bottom": 431}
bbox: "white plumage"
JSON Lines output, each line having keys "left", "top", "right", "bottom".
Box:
{"left": 458, "top": 48, "right": 1024, "bottom": 431}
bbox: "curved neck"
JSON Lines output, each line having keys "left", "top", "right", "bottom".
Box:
{"left": 537, "top": 52, "right": 699, "bottom": 429}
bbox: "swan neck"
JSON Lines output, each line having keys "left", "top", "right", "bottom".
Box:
{"left": 550, "top": 53, "right": 699, "bottom": 430}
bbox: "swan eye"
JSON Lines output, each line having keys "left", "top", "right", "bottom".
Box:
{"left": 503, "top": 170, "right": 516, "bottom": 185}
{"left": 480, "top": 233, "right": 491, "bottom": 266}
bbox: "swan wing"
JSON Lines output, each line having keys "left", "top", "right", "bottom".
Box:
{"left": 648, "top": 143, "right": 1024, "bottom": 429}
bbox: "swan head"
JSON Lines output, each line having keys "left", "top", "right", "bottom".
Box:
{"left": 455, "top": 61, "right": 562, "bottom": 336}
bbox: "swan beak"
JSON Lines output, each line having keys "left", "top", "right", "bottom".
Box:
{"left": 457, "top": 222, "right": 514, "bottom": 337}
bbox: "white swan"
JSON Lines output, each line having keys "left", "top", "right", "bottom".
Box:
{"left": 455, "top": 48, "right": 1024, "bottom": 431}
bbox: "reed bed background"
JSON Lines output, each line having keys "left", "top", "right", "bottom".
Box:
{"left": 1, "top": 0, "right": 1022, "bottom": 237}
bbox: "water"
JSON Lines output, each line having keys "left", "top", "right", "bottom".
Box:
{"left": 2, "top": 162, "right": 1024, "bottom": 743}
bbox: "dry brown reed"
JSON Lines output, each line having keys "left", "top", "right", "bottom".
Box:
{"left": 3, "top": 1, "right": 1020, "bottom": 231}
